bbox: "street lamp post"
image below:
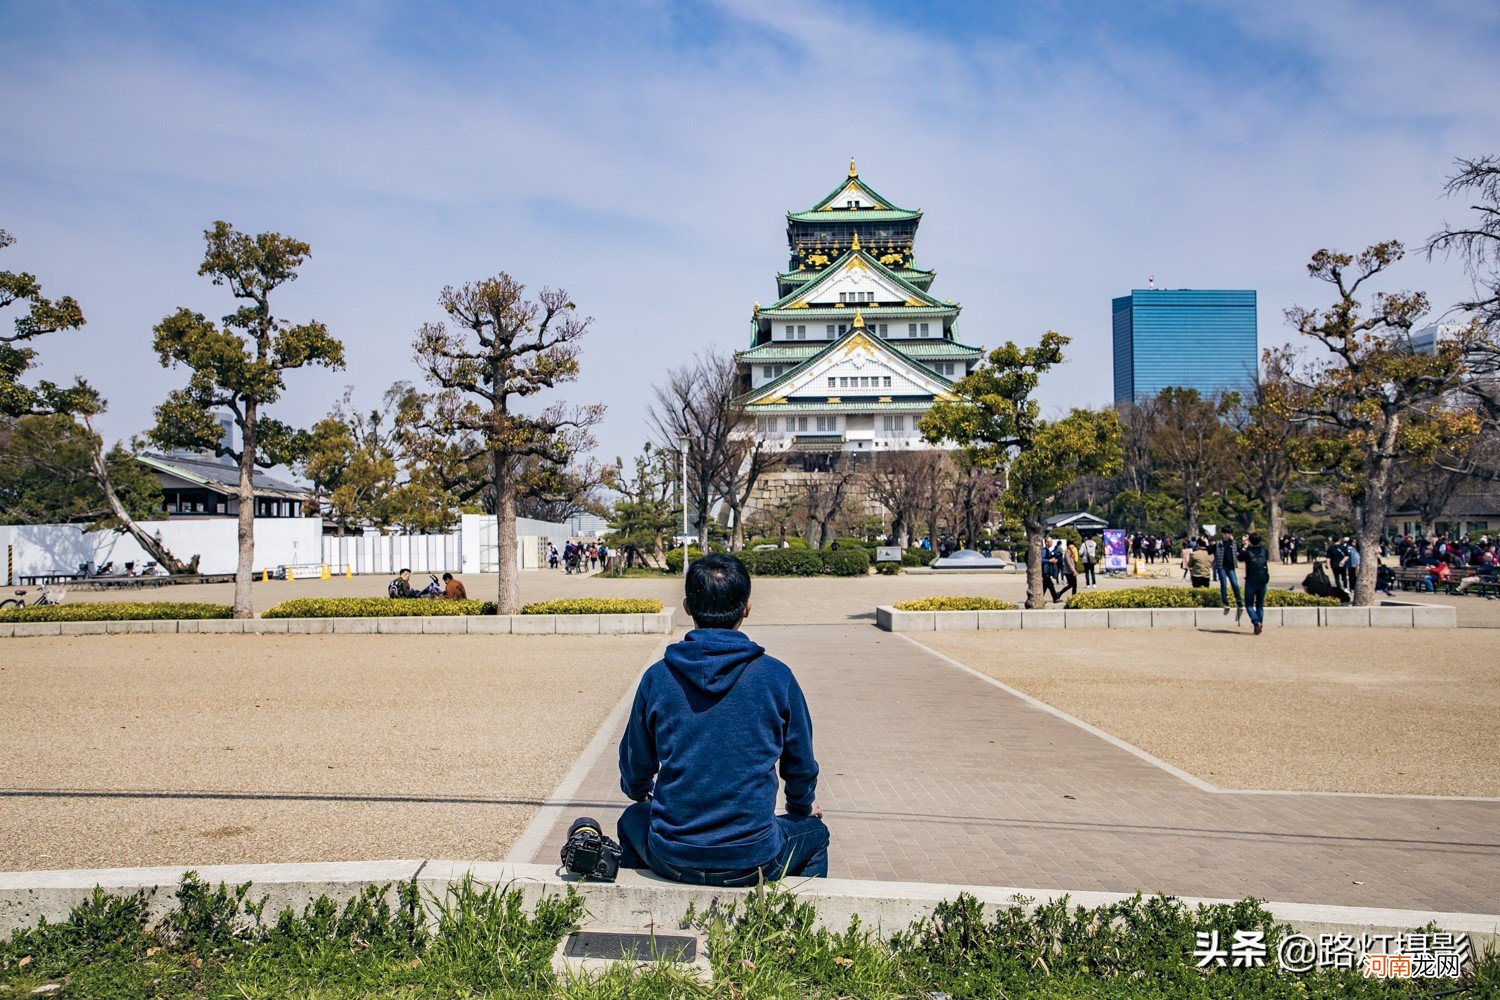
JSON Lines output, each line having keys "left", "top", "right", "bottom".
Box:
{"left": 679, "top": 435, "right": 690, "bottom": 579}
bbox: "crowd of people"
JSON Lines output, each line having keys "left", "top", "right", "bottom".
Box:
{"left": 546, "top": 540, "right": 611, "bottom": 574}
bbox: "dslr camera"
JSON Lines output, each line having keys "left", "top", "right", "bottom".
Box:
{"left": 560, "top": 816, "right": 623, "bottom": 882}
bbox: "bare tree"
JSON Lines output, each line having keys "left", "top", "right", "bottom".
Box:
{"left": 1228, "top": 355, "right": 1304, "bottom": 548}
{"left": 1146, "top": 387, "right": 1237, "bottom": 538}
{"left": 866, "top": 450, "right": 944, "bottom": 547}
{"left": 801, "top": 463, "right": 860, "bottom": 549}
{"left": 715, "top": 435, "right": 772, "bottom": 551}
{"left": 647, "top": 351, "right": 744, "bottom": 550}
{"left": 411, "top": 274, "right": 603, "bottom": 614}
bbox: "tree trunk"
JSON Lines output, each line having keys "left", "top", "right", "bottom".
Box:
{"left": 493, "top": 450, "right": 521, "bottom": 614}
{"left": 233, "top": 407, "right": 257, "bottom": 619}
{"left": 82, "top": 418, "right": 196, "bottom": 575}
{"left": 729, "top": 502, "right": 744, "bottom": 551}
{"left": 1262, "top": 489, "right": 1284, "bottom": 563}
{"left": 1023, "top": 514, "right": 1046, "bottom": 610}
{"left": 1184, "top": 494, "right": 1200, "bottom": 540}
{"left": 1351, "top": 417, "right": 1401, "bottom": 607}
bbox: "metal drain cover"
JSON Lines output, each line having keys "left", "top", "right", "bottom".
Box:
{"left": 563, "top": 929, "right": 698, "bottom": 962}
{"left": 552, "top": 925, "right": 711, "bottom": 980}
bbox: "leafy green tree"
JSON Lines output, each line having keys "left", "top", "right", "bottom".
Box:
{"left": 410, "top": 274, "right": 602, "bottom": 613}
{"left": 1146, "top": 387, "right": 1238, "bottom": 539}
{"left": 0, "top": 229, "right": 86, "bottom": 417}
{"left": 920, "top": 332, "right": 1122, "bottom": 607}
{"left": 1271, "top": 241, "right": 1490, "bottom": 605}
{"left": 0, "top": 415, "right": 160, "bottom": 526}
{"left": 604, "top": 444, "right": 678, "bottom": 568}
{"left": 149, "top": 222, "right": 345, "bottom": 617}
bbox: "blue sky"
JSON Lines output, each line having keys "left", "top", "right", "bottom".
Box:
{"left": 3, "top": 0, "right": 1497, "bottom": 469}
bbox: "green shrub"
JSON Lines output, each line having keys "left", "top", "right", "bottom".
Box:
{"left": 902, "top": 546, "right": 937, "bottom": 567}
{"left": 519, "top": 598, "right": 663, "bottom": 615}
{"left": 821, "top": 548, "right": 871, "bottom": 576}
{"left": 262, "top": 598, "right": 493, "bottom": 619}
{"left": 1065, "top": 586, "right": 1339, "bottom": 610}
{"left": 747, "top": 536, "right": 809, "bottom": 550}
{"left": 664, "top": 544, "right": 730, "bottom": 573}
{"left": 0, "top": 602, "right": 232, "bottom": 622}
{"left": 894, "top": 596, "right": 1016, "bottom": 611}
{"left": 875, "top": 561, "right": 902, "bottom": 576}
{"left": 740, "top": 548, "right": 825, "bottom": 576}
{"left": 828, "top": 536, "right": 875, "bottom": 551}
{"left": 1264, "top": 588, "right": 1340, "bottom": 607}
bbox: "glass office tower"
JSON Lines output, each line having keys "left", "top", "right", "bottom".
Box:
{"left": 1112, "top": 289, "right": 1257, "bottom": 403}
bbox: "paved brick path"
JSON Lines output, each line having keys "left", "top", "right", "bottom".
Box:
{"left": 523, "top": 624, "right": 1500, "bottom": 913}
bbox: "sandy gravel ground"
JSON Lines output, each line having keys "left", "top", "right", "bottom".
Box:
{"left": 917, "top": 628, "right": 1500, "bottom": 797}
{"left": 0, "top": 634, "right": 661, "bottom": 871}
{"left": 22, "top": 558, "right": 1500, "bottom": 627}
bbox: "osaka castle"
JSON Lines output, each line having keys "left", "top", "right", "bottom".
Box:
{"left": 734, "top": 161, "right": 983, "bottom": 467}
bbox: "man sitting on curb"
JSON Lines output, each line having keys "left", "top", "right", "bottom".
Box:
{"left": 616, "top": 552, "right": 828, "bottom": 885}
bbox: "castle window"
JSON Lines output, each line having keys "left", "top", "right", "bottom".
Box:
{"left": 763, "top": 365, "right": 773, "bottom": 378}
{"left": 883, "top": 415, "right": 905, "bottom": 432}
{"left": 816, "top": 415, "right": 838, "bottom": 432}
{"left": 839, "top": 324, "right": 848, "bottom": 334}
{"left": 877, "top": 323, "right": 888, "bottom": 337}
{"left": 883, "top": 376, "right": 892, "bottom": 387}
{"left": 826, "top": 324, "right": 836, "bottom": 337}
{"left": 920, "top": 323, "right": 931, "bottom": 337}
{"left": 796, "top": 325, "right": 806, "bottom": 339}
{"left": 796, "top": 416, "right": 808, "bottom": 432}
{"left": 839, "top": 377, "right": 849, "bottom": 387}
{"left": 785, "top": 325, "right": 796, "bottom": 338}
{"left": 907, "top": 323, "right": 916, "bottom": 336}
{"left": 828, "top": 377, "right": 836, "bottom": 388}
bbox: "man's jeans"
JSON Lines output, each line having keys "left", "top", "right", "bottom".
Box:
{"left": 1245, "top": 581, "right": 1267, "bottom": 626}
{"left": 1219, "top": 566, "right": 1243, "bottom": 608}
{"left": 616, "top": 801, "right": 829, "bottom": 886}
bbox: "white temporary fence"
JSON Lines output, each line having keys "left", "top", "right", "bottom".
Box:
{"left": 0, "top": 518, "right": 323, "bottom": 583}
{"left": 1, "top": 513, "right": 574, "bottom": 585}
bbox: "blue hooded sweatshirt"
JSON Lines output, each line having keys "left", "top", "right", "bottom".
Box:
{"left": 619, "top": 628, "right": 819, "bottom": 871}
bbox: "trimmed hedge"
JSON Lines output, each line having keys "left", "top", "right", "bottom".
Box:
{"left": 902, "top": 547, "right": 938, "bottom": 567}
{"left": 519, "top": 598, "right": 664, "bottom": 615}
{"left": 747, "top": 536, "right": 810, "bottom": 550}
{"left": 1065, "top": 587, "right": 1339, "bottom": 610}
{"left": 263, "top": 598, "right": 493, "bottom": 619}
{"left": 664, "top": 544, "right": 728, "bottom": 573}
{"left": 829, "top": 537, "right": 875, "bottom": 551}
{"left": 821, "top": 548, "right": 871, "bottom": 576}
{"left": 894, "top": 596, "right": 1017, "bottom": 611}
{"left": 740, "top": 548, "right": 825, "bottom": 576}
{"left": 875, "top": 561, "right": 903, "bottom": 576}
{"left": 0, "top": 602, "right": 232, "bottom": 622}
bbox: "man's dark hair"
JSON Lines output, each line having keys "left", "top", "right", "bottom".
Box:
{"left": 685, "top": 553, "right": 751, "bottom": 629}
{"left": 1248, "top": 532, "right": 1262, "bottom": 546}
{"left": 399, "top": 568, "right": 410, "bottom": 575}
{"left": 442, "top": 572, "right": 453, "bottom": 581}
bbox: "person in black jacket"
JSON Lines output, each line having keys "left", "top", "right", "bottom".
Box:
{"left": 1240, "top": 533, "right": 1272, "bottom": 635}
{"left": 1214, "top": 532, "right": 1244, "bottom": 622}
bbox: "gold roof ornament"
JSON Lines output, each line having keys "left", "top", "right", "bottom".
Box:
{"left": 852, "top": 308, "right": 865, "bottom": 329}
{"left": 753, "top": 301, "right": 761, "bottom": 315}
{"left": 850, "top": 231, "right": 861, "bottom": 251}
{"left": 849, "top": 157, "right": 858, "bottom": 177}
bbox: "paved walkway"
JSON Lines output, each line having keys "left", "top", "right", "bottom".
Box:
{"left": 522, "top": 624, "right": 1500, "bottom": 913}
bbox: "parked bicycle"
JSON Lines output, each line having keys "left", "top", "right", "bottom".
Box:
{"left": 0, "top": 585, "right": 66, "bottom": 611}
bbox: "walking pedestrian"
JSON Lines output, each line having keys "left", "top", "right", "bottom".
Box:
{"left": 1080, "top": 535, "right": 1098, "bottom": 588}
{"left": 1240, "top": 532, "right": 1271, "bottom": 635}
{"left": 1215, "top": 530, "right": 1244, "bottom": 622}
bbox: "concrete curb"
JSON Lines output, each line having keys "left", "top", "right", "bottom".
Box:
{"left": 0, "top": 611, "right": 677, "bottom": 638}
{"left": 1, "top": 861, "right": 1494, "bottom": 949}
{"left": 875, "top": 603, "right": 1457, "bottom": 631}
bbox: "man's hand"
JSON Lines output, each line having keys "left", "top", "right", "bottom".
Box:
{"left": 810, "top": 801, "right": 823, "bottom": 819}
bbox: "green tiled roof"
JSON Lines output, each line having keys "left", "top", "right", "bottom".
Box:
{"left": 777, "top": 266, "right": 933, "bottom": 285}
{"left": 737, "top": 326, "right": 957, "bottom": 404}
{"left": 738, "top": 339, "right": 982, "bottom": 362}
{"left": 763, "top": 249, "right": 949, "bottom": 311}
{"left": 799, "top": 170, "right": 917, "bottom": 216}
{"left": 752, "top": 399, "right": 937, "bottom": 413}
{"left": 760, "top": 306, "right": 958, "bottom": 322}
{"left": 788, "top": 208, "right": 921, "bottom": 224}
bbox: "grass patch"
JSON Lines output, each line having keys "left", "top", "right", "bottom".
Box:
{"left": 598, "top": 565, "right": 672, "bottom": 578}
{"left": 894, "top": 596, "right": 1017, "bottom": 611}
{"left": 262, "top": 598, "right": 494, "bottom": 618}
{"left": 0, "top": 602, "right": 232, "bottom": 623}
{"left": 1, "top": 875, "right": 1490, "bottom": 998}
{"left": 520, "top": 598, "right": 664, "bottom": 615}
{"left": 1066, "top": 587, "right": 1340, "bottom": 610}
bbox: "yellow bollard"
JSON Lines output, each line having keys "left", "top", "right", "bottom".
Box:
{"left": 288, "top": 566, "right": 296, "bottom": 581}
{"left": 345, "top": 566, "right": 352, "bottom": 579}
{"left": 261, "top": 569, "right": 269, "bottom": 583}
{"left": 321, "top": 565, "right": 330, "bottom": 580}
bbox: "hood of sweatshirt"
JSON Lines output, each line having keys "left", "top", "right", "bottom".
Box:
{"left": 663, "top": 628, "right": 766, "bottom": 697}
